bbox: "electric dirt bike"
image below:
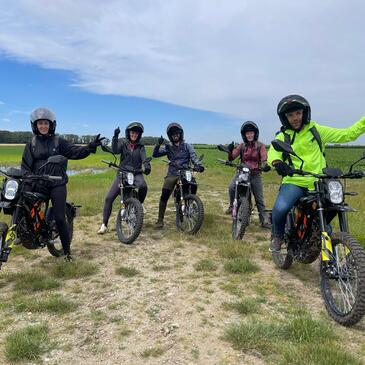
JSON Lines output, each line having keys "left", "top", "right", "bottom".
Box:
{"left": 163, "top": 157, "right": 204, "bottom": 234}
{"left": 217, "top": 158, "right": 270, "bottom": 239}
{"left": 271, "top": 139, "right": 365, "bottom": 326}
{"left": 0, "top": 155, "right": 80, "bottom": 269}
{"left": 101, "top": 144, "right": 151, "bottom": 244}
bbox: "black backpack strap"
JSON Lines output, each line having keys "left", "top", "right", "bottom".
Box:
{"left": 54, "top": 135, "right": 59, "bottom": 150}
{"left": 282, "top": 132, "right": 294, "bottom": 167}
{"left": 31, "top": 135, "right": 37, "bottom": 154}
{"left": 309, "top": 126, "right": 323, "bottom": 154}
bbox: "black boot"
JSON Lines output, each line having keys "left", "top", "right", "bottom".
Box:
{"left": 269, "top": 235, "right": 283, "bottom": 253}
{"left": 155, "top": 200, "right": 167, "bottom": 229}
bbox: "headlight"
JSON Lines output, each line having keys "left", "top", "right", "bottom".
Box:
{"left": 4, "top": 180, "right": 18, "bottom": 200}
{"left": 238, "top": 173, "right": 249, "bottom": 182}
{"left": 327, "top": 180, "right": 343, "bottom": 204}
{"left": 242, "top": 167, "right": 250, "bottom": 173}
{"left": 127, "top": 173, "right": 134, "bottom": 185}
{"left": 185, "top": 170, "right": 192, "bottom": 182}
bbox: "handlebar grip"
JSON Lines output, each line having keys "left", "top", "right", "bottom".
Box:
{"left": 48, "top": 176, "right": 63, "bottom": 181}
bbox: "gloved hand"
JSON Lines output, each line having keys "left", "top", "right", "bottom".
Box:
{"left": 158, "top": 135, "right": 164, "bottom": 145}
{"left": 144, "top": 165, "right": 151, "bottom": 175}
{"left": 195, "top": 165, "right": 205, "bottom": 173}
{"left": 227, "top": 141, "right": 235, "bottom": 153}
{"left": 262, "top": 164, "right": 271, "bottom": 172}
{"left": 114, "top": 127, "right": 120, "bottom": 138}
{"left": 274, "top": 161, "right": 293, "bottom": 177}
{"left": 88, "top": 134, "right": 105, "bottom": 153}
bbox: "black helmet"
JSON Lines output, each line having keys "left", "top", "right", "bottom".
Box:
{"left": 240, "top": 121, "right": 259, "bottom": 142}
{"left": 30, "top": 107, "right": 57, "bottom": 135}
{"left": 166, "top": 122, "right": 184, "bottom": 142}
{"left": 277, "top": 94, "right": 311, "bottom": 129}
{"left": 125, "top": 121, "right": 144, "bottom": 142}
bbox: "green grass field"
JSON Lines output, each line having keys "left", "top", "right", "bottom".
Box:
{"left": 0, "top": 144, "right": 364, "bottom": 244}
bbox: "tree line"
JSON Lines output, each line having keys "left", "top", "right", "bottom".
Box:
{"left": 0, "top": 130, "right": 167, "bottom": 145}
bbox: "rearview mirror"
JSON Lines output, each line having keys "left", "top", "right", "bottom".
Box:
{"left": 47, "top": 155, "right": 67, "bottom": 165}
{"left": 101, "top": 144, "right": 113, "bottom": 154}
{"left": 217, "top": 144, "right": 229, "bottom": 153}
{"left": 271, "top": 139, "right": 296, "bottom": 155}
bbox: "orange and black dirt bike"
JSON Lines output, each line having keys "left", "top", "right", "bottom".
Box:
{"left": 0, "top": 155, "right": 80, "bottom": 269}
{"left": 271, "top": 140, "right": 365, "bottom": 326}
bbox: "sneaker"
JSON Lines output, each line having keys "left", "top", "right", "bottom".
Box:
{"left": 154, "top": 220, "right": 164, "bottom": 229}
{"left": 261, "top": 222, "right": 272, "bottom": 230}
{"left": 142, "top": 204, "right": 146, "bottom": 214}
{"left": 269, "top": 236, "right": 283, "bottom": 253}
{"left": 64, "top": 254, "right": 73, "bottom": 262}
{"left": 97, "top": 223, "right": 108, "bottom": 234}
{"left": 225, "top": 206, "right": 232, "bottom": 215}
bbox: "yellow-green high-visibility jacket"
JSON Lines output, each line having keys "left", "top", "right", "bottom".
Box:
{"left": 268, "top": 117, "right": 365, "bottom": 190}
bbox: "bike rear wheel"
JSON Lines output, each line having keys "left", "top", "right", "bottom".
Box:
{"left": 176, "top": 194, "right": 204, "bottom": 235}
{"left": 116, "top": 198, "right": 143, "bottom": 244}
{"left": 232, "top": 198, "right": 250, "bottom": 240}
{"left": 320, "top": 232, "right": 365, "bottom": 326}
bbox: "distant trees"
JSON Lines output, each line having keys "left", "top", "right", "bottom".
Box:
{"left": 0, "top": 131, "right": 164, "bottom": 145}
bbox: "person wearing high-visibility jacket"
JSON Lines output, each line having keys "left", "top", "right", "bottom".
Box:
{"left": 268, "top": 94, "right": 365, "bottom": 252}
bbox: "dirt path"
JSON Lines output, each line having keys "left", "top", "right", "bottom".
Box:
{"left": 0, "top": 210, "right": 364, "bottom": 365}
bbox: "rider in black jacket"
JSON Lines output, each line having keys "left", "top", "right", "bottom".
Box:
{"left": 21, "top": 107, "right": 103, "bottom": 261}
{"left": 97, "top": 122, "right": 151, "bottom": 234}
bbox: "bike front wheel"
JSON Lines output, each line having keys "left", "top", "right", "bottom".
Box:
{"left": 176, "top": 194, "right": 204, "bottom": 235}
{"left": 320, "top": 232, "right": 365, "bottom": 326}
{"left": 116, "top": 198, "right": 143, "bottom": 244}
{"left": 232, "top": 198, "right": 250, "bottom": 240}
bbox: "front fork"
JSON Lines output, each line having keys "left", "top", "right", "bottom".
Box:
{"left": 317, "top": 198, "right": 334, "bottom": 263}
{"left": 119, "top": 184, "right": 126, "bottom": 219}
{"left": 179, "top": 181, "right": 185, "bottom": 214}
{"left": 0, "top": 205, "right": 20, "bottom": 263}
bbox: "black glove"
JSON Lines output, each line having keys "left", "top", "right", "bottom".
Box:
{"left": 227, "top": 141, "right": 235, "bottom": 153}
{"left": 274, "top": 161, "right": 293, "bottom": 177}
{"left": 144, "top": 165, "right": 151, "bottom": 175}
{"left": 114, "top": 127, "right": 120, "bottom": 138}
{"left": 158, "top": 135, "right": 164, "bottom": 145}
{"left": 262, "top": 164, "right": 271, "bottom": 172}
{"left": 88, "top": 134, "right": 105, "bottom": 153}
{"left": 195, "top": 165, "right": 205, "bottom": 173}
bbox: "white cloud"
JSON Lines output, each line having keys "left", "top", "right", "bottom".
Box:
{"left": 0, "top": 101, "right": 4, "bottom": 105}
{"left": 0, "top": 0, "right": 365, "bottom": 141}
{"left": 2, "top": 118, "right": 10, "bottom": 123}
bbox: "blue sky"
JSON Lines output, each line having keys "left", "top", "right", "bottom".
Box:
{"left": 1, "top": 1, "right": 365, "bottom": 144}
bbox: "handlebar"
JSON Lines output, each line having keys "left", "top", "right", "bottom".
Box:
{"left": 101, "top": 160, "right": 144, "bottom": 174}
{"left": 217, "top": 159, "right": 270, "bottom": 172}
{"left": 290, "top": 169, "right": 365, "bottom": 179}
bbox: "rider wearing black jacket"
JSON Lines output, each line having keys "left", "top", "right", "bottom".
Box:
{"left": 153, "top": 122, "right": 204, "bottom": 228}
{"left": 21, "top": 107, "right": 103, "bottom": 261}
{"left": 97, "top": 122, "right": 151, "bottom": 234}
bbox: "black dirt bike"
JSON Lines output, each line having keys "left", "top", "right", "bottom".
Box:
{"left": 101, "top": 144, "right": 151, "bottom": 244}
{"left": 271, "top": 139, "right": 365, "bottom": 326}
{"left": 0, "top": 155, "right": 80, "bottom": 269}
{"left": 217, "top": 158, "right": 270, "bottom": 240}
{"left": 163, "top": 157, "right": 204, "bottom": 234}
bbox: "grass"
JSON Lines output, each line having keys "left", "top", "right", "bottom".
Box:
{"left": 13, "top": 293, "right": 77, "bottom": 314}
{"left": 115, "top": 266, "right": 140, "bottom": 277}
{"left": 223, "top": 297, "right": 263, "bottom": 315}
{"left": 10, "top": 271, "right": 61, "bottom": 292}
{"left": 50, "top": 260, "right": 99, "bottom": 279}
{"left": 223, "top": 315, "right": 362, "bottom": 364}
{"left": 141, "top": 346, "right": 165, "bottom": 358}
{"left": 224, "top": 258, "right": 260, "bottom": 274}
{"left": 194, "top": 258, "right": 218, "bottom": 272}
{"left": 4, "top": 324, "right": 51, "bottom": 361}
